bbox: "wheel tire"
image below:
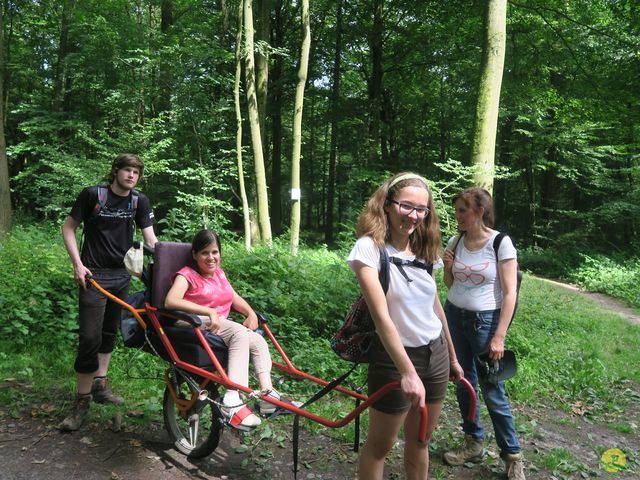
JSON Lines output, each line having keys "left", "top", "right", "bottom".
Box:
{"left": 162, "top": 374, "right": 223, "bottom": 458}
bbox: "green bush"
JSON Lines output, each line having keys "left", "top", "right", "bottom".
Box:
{"left": 568, "top": 254, "right": 640, "bottom": 310}
{"left": 518, "top": 245, "right": 582, "bottom": 280}
{"left": 223, "top": 240, "right": 359, "bottom": 338}
{"left": 0, "top": 225, "right": 77, "bottom": 344}
{"left": 4, "top": 224, "right": 640, "bottom": 415}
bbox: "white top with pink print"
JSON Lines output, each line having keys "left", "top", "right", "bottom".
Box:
{"left": 446, "top": 232, "right": 516, "bottom": 312}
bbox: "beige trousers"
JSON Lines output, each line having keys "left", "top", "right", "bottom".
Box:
{"left": 199, "top": 316, "right": 272, "bottom": 388}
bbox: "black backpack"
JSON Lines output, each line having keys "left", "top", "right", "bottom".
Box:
{"left": 452, "top": 232, "right": 522, "bottom": 326}
{"left": 330, "top": 248, "right": 433, "bottom": 363}
{"left": 81, "top": 186, "right": 140, "bottom": 251}
{"left": 88, "top": 185, "right": 139, "bottom": 222}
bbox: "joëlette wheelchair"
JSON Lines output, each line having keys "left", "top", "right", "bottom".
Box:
{"left": 89, "top": 241, "right": 477, "bottom": 463}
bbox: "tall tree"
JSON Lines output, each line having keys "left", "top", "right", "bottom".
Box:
{"left": 255, "top": 0, "right": 270, "bottom": 152}
{"left": 367, "top": 0, "right": 384, "bottom": 166}
{"left": 244, "top": 0, "right": 272, "bottom": 243}
{"left": 324, "top": 0, "right": 343, "bottom": 245}
{"left": 52, "top": 0, "right": 76, "bottom": 113}
{"left": 470, "top": 0, "right": 507, "bottom": 193}
{"left": 234, "top": 0, "right": 251, "bottom": 250}
{"left": 270, "top": 0, "right": 284, "bottom": 235}
{"left": 0, "top": 2, "right": 10, "bottom": 237}
{"left": 290, "top": 0, "right": 311, "bottom": 255}
{"left": 156, "top": 0, "right": 174, "bottom": 115}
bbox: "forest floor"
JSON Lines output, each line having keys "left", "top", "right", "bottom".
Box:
{"left": 1, "top": 279, "right": 639, "bottom": 480}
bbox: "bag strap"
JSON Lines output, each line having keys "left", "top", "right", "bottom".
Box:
{"left": 389, "top": 257, "right": 433, "bottom": 283}
{"left": 492, "top": 232, "right": 506, "bottom": 259}
{"left": 451, "top": 233, "right": 464, "bottom": 258}
{"left": 379, "top": 246, "right": 390, "bottom": 294}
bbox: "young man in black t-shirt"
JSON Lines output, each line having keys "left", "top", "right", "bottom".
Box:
{"left": 60, "top": 154, "right": 158, "bottom": 431}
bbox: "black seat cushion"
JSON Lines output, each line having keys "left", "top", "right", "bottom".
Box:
{"left": 149, "top": 241, "right": 227, "bottom": 368}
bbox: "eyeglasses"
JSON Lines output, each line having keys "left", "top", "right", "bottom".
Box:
{"left": 389, "top": 200, "right": 430, "bottom": 218}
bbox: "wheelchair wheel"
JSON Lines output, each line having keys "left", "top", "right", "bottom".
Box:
{"left": 162, "top": 374, "right": 223, "bottom": 458}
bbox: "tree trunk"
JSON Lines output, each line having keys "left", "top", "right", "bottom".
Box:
{"left": 53, "top": 0, "right": 76, "bottom": 113}
{"left": 324, "top": 0, "right": 343, "bottom": 245}
{"left": 256, "top": 0, "right": 270, "bottom": 155}
{"left": 156, "top": 0, "right": 174, "bottom": 115}
{"left": 244, "top": 0, "right": 272, "bottom": 243}
{"left": 470, "top": 0, "right": 507, "bottom": 194}
{"left": 270, "top": 0, "right": 284, "bottom": 235}
{"left": 367, "top": 0, "right": 383, "bottom": 167}
{"left": 290, "top": 0, "right": 310, "bottom": 256}
{"left": 0, "top": 4, "right": 10, "bottom": 237}
{"left": 234, "top": 0, "right": 251, "bottom": 250}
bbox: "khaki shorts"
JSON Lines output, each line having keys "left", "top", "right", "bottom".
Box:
{"left": 367, "top": 334, "right": 450, "bottom": 414}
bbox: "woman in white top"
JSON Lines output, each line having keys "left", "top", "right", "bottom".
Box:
{"left": 442, "top": 187, "right": 525, "bottom": 480}
{"left": 348, "top": 172, "right": 463, "bottom": 480}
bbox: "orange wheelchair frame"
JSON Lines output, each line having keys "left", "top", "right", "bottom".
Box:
{"left": 88, "top": 259, "right": 477, "bottom": 466}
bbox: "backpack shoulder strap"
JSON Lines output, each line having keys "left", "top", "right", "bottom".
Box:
{"left": 130, "top": 189, "right": 139, "bottom": 210}
{"left": 389, "top": 256, "right": 433, "bottom": 282}
{"left": 88, "top": 186, "right": 109, "bottom": 220}
{"left": 97, "top": 186, "right": 108, "bottom": 208}
{"left": 492, "top": 232, "right": 507, "bottom": 260}
{"left": 451, "top": 233, "right": 464, "bottom": 257}
{"left": 379, "top": 247, "right": 390, "bottom": 294}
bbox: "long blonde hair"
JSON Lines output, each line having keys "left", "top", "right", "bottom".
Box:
{"left": 356, "top": 172, "right": 442, "bottom": 262}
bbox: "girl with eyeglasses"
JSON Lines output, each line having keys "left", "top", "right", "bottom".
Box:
{"left": 347, "top": 172, "right": 463, "bottom": 479}
{"left": 442, "top": 187, "right": 525, "bottom": 480}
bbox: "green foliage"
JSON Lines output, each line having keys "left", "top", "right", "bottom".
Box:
{"left": 5, "top": 0, "right": 640, "bottom": 252}
{"left": 520, "top": 247, "right": 640, "bottom": 311}
{"left": 10, "top": 117, "right": 110, "bottom": 219}
{"left": 506, "top": 275, "right": 640, "bottom": 409}
{"left": 568, "top": 255, "right": 640, "bottom": 310}
{"left": 518, "top": 245, "right": 582, "bottom": 279}
{"left": 0, "top": 225, "right": 77, "bottom": 344}
{"left": 223, "top": 239, "right": 358, "bottom": 340}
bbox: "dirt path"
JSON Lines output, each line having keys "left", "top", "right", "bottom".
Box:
{"left": 1, "top": 389, "right": 638, "bottom": 480}
{"left": 538, "top": 277, "right": 640, "bottom": 325}
{"left": 1, "top": 281, "right": 639, "bottom": 479}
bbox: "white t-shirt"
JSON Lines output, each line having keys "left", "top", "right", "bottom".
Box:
{"left": 347, "top": 236, "right": 443, "bottom": 347}
{"left": 446, "top": 232, "right": 517, "bottom": 311}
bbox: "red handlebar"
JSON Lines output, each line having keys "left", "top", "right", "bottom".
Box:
{"left": 419, "top": 405, "right": 428, "bottom": 442}
{"left": 417, "top": 377, "right": 477, "bottom": 443}
{"left": 458, "top": 376, "right": 477, "bottom": 421}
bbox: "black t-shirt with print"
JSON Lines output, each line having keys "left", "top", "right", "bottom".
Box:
{"left": 70, "top": 186, "right": 155, "bottom": 269}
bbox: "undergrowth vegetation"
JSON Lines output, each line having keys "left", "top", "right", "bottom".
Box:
{"left": 1, "top": 225, "right": 639, "bottom": 439}
{"left": 0, "top": 225, "right": 77, "bottom": 344}
{"left": 520, "top": 248, "right": 640, "bottom": 311}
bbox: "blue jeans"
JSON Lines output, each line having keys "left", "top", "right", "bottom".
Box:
{"left": 445, "top": 301, "right": 521, "bottom": 457}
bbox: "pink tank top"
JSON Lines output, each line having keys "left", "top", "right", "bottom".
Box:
{"left": 174, "top": 266, "right": 234, "bottom": 318}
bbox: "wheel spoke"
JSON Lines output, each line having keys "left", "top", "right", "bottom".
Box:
{"left": 163, "top": 374, "right": 222, "bottom": 458}
{"left": 189, "top": 413, "right": 200, "bottom": 447}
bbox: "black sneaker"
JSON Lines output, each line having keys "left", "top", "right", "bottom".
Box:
{"left": 91, "top": 377, "right": 124, "bottom": 405}
{"left": 59, "top": 394, "right": 92, "bottom": 431}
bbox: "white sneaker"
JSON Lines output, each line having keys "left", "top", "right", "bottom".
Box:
{"left": 220, "top": 404, "right": 261, "bottom": 431}
{"left": 258, "top": 389, "right": 302, "bottom": 415}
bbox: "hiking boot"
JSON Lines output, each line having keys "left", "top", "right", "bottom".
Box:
{"left": 59, "top": 394, "right": 92, "bottom": 431}
{"left": 504, "top": 452, "right": 526, "bottom": 480}
{"left": 91, "top": 377, "right": 124, "bottom": 405}
{"left": 443, "top": 434, "right": 485, "bottom": 466}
